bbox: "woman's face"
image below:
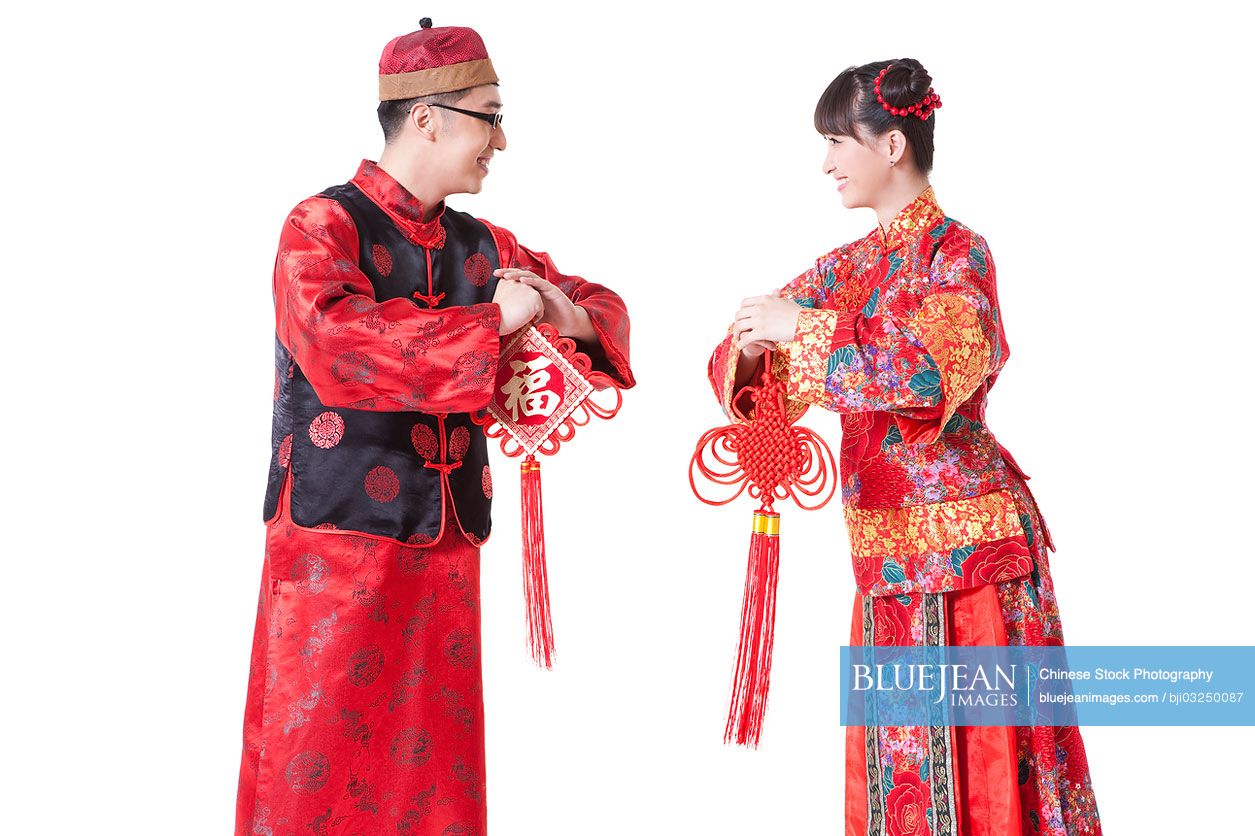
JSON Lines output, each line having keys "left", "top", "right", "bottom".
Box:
{"left": 821, "top": 128, "right": 894, "bottom": 209}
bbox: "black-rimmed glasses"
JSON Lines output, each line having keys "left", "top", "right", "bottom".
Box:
{"left": 419, "top": 103, "right": 503, "bottom": 130}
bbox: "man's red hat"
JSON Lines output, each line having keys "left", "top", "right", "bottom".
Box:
{"left": 378, "top": 17, "right": 498, "bottom": 101}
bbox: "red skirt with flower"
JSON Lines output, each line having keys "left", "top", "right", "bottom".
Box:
{"left": 844, "top": 546, "right": 1103, "bottom": 836}
{"left": 235, "top": 471, "right": 486, "bottom": 835}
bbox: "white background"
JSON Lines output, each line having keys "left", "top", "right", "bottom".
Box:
{"left": 6, "top": 1, "right": 1253, "bottom": 832}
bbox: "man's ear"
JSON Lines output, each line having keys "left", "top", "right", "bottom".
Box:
{"left": 409, "top": 104, "right": 439, "bottom": 140}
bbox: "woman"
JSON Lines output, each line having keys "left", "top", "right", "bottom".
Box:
{"left": 707, "top": 59, "right": 1102, "bottom": 835}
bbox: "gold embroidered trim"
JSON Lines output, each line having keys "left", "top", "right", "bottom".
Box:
{"left": 780, "top": 307, "right": 840, "bottom": 406}
{"left": 769, "top": 347, "right": 810, "bottom": 423}
{"left": 844, "top": 488, "right": 1023, "bottom": 559}
{"left": 719, "top": 329, "right": 740, "bottom": 420}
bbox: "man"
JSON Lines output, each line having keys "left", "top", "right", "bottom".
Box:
{"left": 234, "top": 18, "right": 634, "bottom": 835}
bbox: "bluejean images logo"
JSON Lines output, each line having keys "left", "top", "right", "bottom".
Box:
{"left": 840, "top": 646, "right": 1255, "bottom": 726}
{"left": 852, "top": 658, "right": 1020, "bottom": 707}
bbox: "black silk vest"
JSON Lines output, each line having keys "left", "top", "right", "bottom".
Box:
{"left": 263, "top": 182, "right": 501, "bottom": 544}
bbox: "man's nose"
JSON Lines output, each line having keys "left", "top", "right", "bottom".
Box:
{"left": 492, "top": 126, "right": 507, "bottom": 151}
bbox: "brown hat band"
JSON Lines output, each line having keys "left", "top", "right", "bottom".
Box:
{"left": 378, "top": 58, "right": 499, "bottom": 100}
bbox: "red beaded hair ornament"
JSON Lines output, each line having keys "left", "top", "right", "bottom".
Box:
{"left": 874, "top": 64, "right": 942, "bottom": 119}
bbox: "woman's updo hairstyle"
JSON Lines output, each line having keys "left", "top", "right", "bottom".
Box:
{"left": 814, "top": 58, "right": 939, "bottom": 174}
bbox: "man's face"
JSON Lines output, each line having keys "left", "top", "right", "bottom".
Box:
{"left": 429, "top": 84, "right": 506, "bottom": 197}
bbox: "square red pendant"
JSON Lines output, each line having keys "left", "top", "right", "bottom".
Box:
{"left": 486, "top": 326, "right": 594, "bottom": 456}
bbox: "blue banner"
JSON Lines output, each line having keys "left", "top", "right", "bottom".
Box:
{"left": 839, "top": 646, "right": 1255, "bottom": 726}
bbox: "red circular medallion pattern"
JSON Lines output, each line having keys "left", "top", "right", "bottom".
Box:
{"left": 449, "top": 426, "right": 470, "bottom": 461}
{"left": 464, "top": 252, "right": 491, "bottom": 287}
{"left": 364, "top": 466, "right": 400, "bottom": 502}
{"left": 371, "top": 243, "right": 393, "bottom": 277}
{"left": 411, "top": 424, "right": 438, "bottom": 459}
{"left": 309, "top": 411, "right": 345, "bottom": 449}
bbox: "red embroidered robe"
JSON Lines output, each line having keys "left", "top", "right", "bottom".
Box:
{"left": 707, "top": 186, "right": 1101, "bottom": 835}
{"left": 235, "top": 159, "right": 634, "bottom": 836}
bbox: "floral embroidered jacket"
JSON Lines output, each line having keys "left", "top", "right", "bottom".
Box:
{"left": 266, "top": 158, "right": 634, "bottom": 546}
{"left": 708, "top": 186, "right": 1055, "bottom": 598}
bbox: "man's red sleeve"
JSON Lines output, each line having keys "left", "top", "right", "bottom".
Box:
{"left": 274, "top": 196, "right": 503, "bottom": 411}
{"left": 480, "top": 220, "right": 635, "bottom": 389}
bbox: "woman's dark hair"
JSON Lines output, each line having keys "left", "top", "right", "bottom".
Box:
{"left": 377, "top": 87, "right": 472, "bottom": 142}
{"left": 814, "top": 58, "right": 938, "bottom": 174}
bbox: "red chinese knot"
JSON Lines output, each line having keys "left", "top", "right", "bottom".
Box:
{"left": 689, "top": 350, "right": 838, "bottom": 747}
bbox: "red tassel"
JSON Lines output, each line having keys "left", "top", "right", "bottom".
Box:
{"left": 520, "top": 455, "right": 554, "bottom": 668}
{"left": 725, "top": 508, "right": 781, "bottom": 747}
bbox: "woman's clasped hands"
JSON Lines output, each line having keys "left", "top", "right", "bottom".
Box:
{"left": 732, "top": 294, "right": 804, "bottom": 358}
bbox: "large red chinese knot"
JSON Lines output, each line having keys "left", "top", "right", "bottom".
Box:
{"left": 472, "top": 323, "right": 623, "bottom": 668}
{"left": 689, "top": 350, "right": 837, "bottom": 746}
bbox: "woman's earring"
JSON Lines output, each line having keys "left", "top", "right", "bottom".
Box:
{"left": 889, "top": 160, "right": 896, "bottom": 167}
